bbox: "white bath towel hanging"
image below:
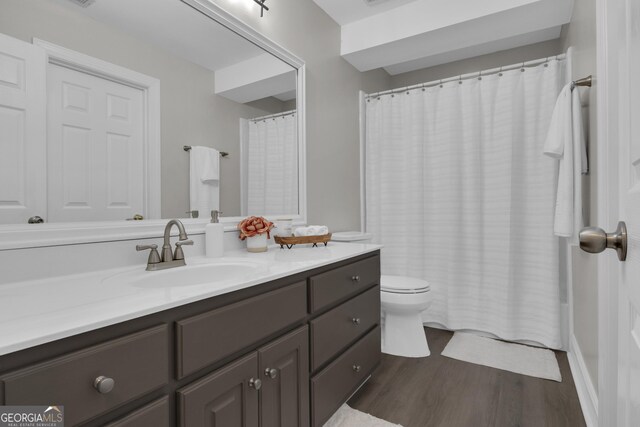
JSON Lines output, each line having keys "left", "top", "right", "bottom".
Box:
{"left": 189, "top": 146, "right": 220, "bottom": 215}
{"left": 543, "top": 84, "right": 588, "bottom": 243}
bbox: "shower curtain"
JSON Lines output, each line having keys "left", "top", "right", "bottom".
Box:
{"left": 241, "top": 111, "right": 298, "bottom": 215}
{"left": 365, "top": 59, "right": 565, "bottom": 348}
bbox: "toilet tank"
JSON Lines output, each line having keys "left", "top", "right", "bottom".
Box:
{"left": 331, "top": 231, "right": 374, "bottom": 244}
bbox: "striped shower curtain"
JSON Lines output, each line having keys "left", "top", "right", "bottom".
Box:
{"left": 365, "top": 59, "right": 566, "bottom": 348}
{"left": 241, "top": 111, "right": 298, "bottom": 216}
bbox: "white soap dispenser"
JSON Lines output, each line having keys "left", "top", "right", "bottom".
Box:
{"left": 205, "top": 210, "right": 224, "bottom": 258}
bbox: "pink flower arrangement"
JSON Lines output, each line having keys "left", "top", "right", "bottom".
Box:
{"left": 238, "top": 216, "right": 274, "bottom": 240}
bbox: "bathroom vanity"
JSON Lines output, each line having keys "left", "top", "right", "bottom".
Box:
{"left": 0, "top": 245, "right": 381, "bottom": 427}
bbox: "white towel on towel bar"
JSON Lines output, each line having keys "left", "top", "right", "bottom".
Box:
{"left": 190, "top": 146, "right": 220, "bottom": 215}
{"left": 543, "top": 84, "right": 588, "bottom": 243}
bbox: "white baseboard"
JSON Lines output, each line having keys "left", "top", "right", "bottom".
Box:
{"left": 567, "top": 334, "right": 598, "bottom": 427}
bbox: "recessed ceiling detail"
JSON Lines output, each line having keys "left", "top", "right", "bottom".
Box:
{"left": 313, "top": 0, "right": 574, "bottom": 75}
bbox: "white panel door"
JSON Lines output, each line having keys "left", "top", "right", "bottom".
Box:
{"left": 599, "top": 0, "right": 640, "bottom": 424}
{"left": 0, "top": 33, "right": 46, "bottom": 224}
{"left": 47, "top": 63, "right": 144, "bottom": 222}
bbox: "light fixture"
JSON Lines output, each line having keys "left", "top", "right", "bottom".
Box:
{"left": 253, "top": 0, "right": 268, "bottom": 17}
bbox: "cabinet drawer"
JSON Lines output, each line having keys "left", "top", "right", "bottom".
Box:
{"left": 310, "top": 326, "right": 381, "bottom": 427}
{"left": 105, "top": 396, "right": 170, "bottom": 427}
{"left": 309, "top": 256, "right": 380, "bottom": 313}
{"left": 176, "top": 281, "right": 307, "bottom": 378}
{"left": 1, "top": 325, "right": 168, "bottom": 427}
{"left": 310, "top": 286, "right": 380, "bottom": 371}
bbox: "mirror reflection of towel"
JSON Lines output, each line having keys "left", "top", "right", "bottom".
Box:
{"left": 190, "top": 146, "right": 220, "bottom": 214}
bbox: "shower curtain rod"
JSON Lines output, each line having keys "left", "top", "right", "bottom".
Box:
{"left": 183, "top": 146, "right": 229, "bottom": 157}
{"left": 249, "top": 109, "right": 296, "bottom": 122}
{"left": 365, "top": 54, "right": 569, "bottom": 99}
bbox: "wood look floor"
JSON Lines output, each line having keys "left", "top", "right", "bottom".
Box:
{"left": 348, "top": 327, "right": 586, "bottom": 427}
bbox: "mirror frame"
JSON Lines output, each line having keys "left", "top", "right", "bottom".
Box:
{"left": 0, "top": 0, "right": 307, "bottom": 250}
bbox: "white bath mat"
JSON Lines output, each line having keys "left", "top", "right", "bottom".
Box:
{"left": 441, "top": 332, "right": 562, "bottom": 382}
{"left": 323, "top": 404, "right": 403, "bottom": 427}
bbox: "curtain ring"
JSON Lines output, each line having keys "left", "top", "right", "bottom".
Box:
{"left": 498, "top": 66, "right": 503, "bottom": 77}
{"left": 458, "top": 76, "right": 463, "bottom": 85}
{"left": 521, "top": 62, "right": 525, "bottom": 72}
{"left": 478, "top": 71, "right": 482, "bottom": 81}
{"left": 439, "top": 79, "right": 443, "bottom": 88}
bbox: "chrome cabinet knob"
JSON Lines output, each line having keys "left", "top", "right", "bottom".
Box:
{"left": 579, "top": 221, "right": 627, "bottom": 261}
{"left": 351, "top": 275, "right": 361, "bottom": 282}
{"left": 352, "top": 365, "right": 361, "bottom": 373}
{"left": 249, "top": 377, "right": 262, "bottom": 390}
{"left": 265, "top": 368, "right": 278, "bottom": 379}
{"left": 352, "top": 317, "right": 361, "bottom": 325}
{"left": 94, "top": 376, "right": 115, "bottom": 394}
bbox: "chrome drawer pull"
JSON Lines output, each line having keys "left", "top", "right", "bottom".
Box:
{"left": 94, "top": 376, "right": 115, "bottom": 394}
{"left": 352, "top": 317, "right": 361, "bottom": 325}
{"left": 351, "top": 275, "right": 361, "bottom": 282}
{"left": 265, "top": 368, "right": 278, "bottom": 379}
{"left": 352, "top": 365, "right": 361, "bottom": 373}
{"left": 249, "top": 377, "right": 262, "bottom": 390}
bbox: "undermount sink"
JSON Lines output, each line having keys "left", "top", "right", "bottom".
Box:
{"left": 103, "top": 259, "right": 264, "bottom": 288}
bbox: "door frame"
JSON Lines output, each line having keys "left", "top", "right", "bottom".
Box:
{"left": 33, "top": 38, "right": 162, "bottom": 220}
{"left": 595, "top": 0, "right": 620, "bottom": 425}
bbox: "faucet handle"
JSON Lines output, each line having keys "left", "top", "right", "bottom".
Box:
{"left": 174, "top": 239, "right": 194, "bottom": 261}
{"left": 136, "top": 244, "right": 161, "bottom": 266}
{"left": 136, "top": 244, "right": 158, "bottom": 251}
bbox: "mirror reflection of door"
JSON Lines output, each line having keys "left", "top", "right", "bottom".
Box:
{"left": 0, "top": 33, "right": 46, "bottom": 224}
{"left": 47, "top": 63, "right": 146, "bottom": 222}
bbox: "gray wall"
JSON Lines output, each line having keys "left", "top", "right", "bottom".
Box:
{"left": 210, "top": 0, "right": 391, "bottom": 231}
{"left": 0, "top": 0, "right": 286, "bottom": 219}
{"left": 390, "top": 39, "right": 563, "bottom": 88}
{"left": 560, "top": 0, "right": 599, "bottom": 391}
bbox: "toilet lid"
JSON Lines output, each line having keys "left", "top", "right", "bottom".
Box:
{"left": 380, "top": 275, "right": 430, "bottom": 294}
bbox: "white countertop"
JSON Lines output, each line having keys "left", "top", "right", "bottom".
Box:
{"left": 0, "top": 242, "right": 381, "bottom": 356}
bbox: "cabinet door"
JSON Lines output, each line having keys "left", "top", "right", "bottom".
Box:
{"left": 177, "top": 352, "right": 259, "bottom": 427}
{"left": 258, "top": 326, "right": 310, "bottom": 427}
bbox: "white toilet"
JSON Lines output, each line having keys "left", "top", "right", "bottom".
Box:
{"left": 332, "top": 232, "right": 433, "bottom": 358}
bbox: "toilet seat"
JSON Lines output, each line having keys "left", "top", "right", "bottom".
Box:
{"left": 381, "top": 275, "right": 430, "bottom": 294}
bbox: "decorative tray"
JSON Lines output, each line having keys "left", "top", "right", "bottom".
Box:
{"left": 274, "top": 233, "right": 332, "bottom": 249}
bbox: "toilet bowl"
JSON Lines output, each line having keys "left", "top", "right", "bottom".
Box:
{"left": 380, "top": 275, "right": 432, "bottom": 357}
{"left": 332, "top": 232, "right": 433, "bottom": 358}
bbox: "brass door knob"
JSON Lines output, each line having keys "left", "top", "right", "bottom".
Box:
{"left": 579, "top": 221, "right": 627, "bottom": 261}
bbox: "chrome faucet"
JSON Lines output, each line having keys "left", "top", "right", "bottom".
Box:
{"left": 136, "top": 219, "right": 193, "bottom": 271}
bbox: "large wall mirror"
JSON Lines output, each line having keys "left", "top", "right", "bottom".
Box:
{"left": 0, "top": 0, "right": 305, "bottom": 230}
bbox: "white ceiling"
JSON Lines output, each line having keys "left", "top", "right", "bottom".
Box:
{"left": 313, "top": 0, "right": 574, "bottom": 75}
{"left": 313, "top": 0, "right": 420, "bottom": 25}
{"left": 53, "top": 0, "right": 296, "bottom": 101}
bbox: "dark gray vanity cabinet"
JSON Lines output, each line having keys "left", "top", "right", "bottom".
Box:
{"left": 0, "top": 251, "right": 381, "bottom": 427}
{"left": 259, "top": 326, "right": 310, "bottom": 427}
{"left": 177, "top": 325, "right": 309, "bottom": 427}
{"left": 178, "top": 352, "right": 260, "bottom": 427}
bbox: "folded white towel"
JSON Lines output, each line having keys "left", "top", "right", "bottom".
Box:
{"left": 543, "top": 84, "right": 588, "bottom": 244}
{"left": 294, "top": 225, "right": 329, "bottom": 237}
{"left": 190, "top": 146, "right": 220, "bottom": 214}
